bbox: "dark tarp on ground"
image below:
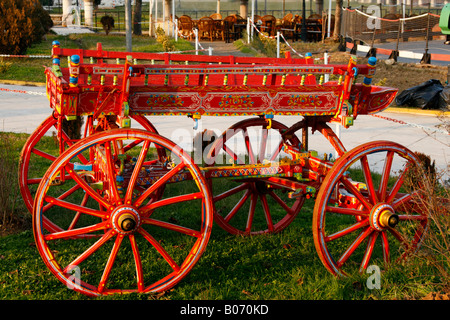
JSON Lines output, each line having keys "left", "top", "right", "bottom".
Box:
{"left": 395, "top": 79, "right": 450, "bottom": 110}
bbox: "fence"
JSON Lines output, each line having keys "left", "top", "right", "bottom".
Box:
{"left": 341, "top": 7, "right": 441, "bottom": 45}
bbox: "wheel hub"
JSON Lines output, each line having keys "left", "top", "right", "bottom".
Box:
{"left": 370, "top": 203, "right": 399, "bottom": 231}
{"left": 111, "top": 206, "right": 140, "bottom": 234}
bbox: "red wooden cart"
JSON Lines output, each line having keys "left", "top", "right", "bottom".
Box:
{"left": 20, "top": 41, "right": 428, "bottom": 296}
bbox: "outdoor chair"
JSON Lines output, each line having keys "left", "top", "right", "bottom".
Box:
{"left": 178, "top": 15, "right": 194, "bottom": 40}
{"left": 210, "top": 13, "right": 222, "bottom": 20}
{"left": 261, "top": 15, "right": 277, "bottom": 37}
{"left": 198, "top": 16, "right": 215, "bottom": 42}
{"left": 223, "top": 15, "right": 239, "bottom": 43}
{"left": 280, "top": 13, "right": 294, "bottom": 39}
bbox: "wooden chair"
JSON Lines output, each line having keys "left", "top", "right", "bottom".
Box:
{"left": 261, "top": 15, "right": 277, "bottom": 36}
{"left": 178, "top": 15, "right": 194, "bottom": 40}
{"left": 280, "top": 13, "right": 294, "bottom": 39}
{"left": 223, "top": 15, "right": 238, "bottom": 43}
{"left": 253, "top": 15, "right": 262, "bottom": 25}
{"left": 210, "top": 13, "right": 222, "bottom": 20}
{"left": 197, "top": 16, "right": 215, "bottom": 42}
{"left": 306, "top": 14, "right": 322, "bottom": 41}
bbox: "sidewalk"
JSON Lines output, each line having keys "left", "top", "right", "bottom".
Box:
{"left": 195, "top": 40, "right": 254, "bottom": 57}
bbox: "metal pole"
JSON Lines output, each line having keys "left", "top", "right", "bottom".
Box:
{"left": 247, "top": 17, "right": 250, "bottom": 43}
{"left": 195, "top": 29, "right": 199, "bottom": 55}
{"left": 251, "top": 0, "right": 255, "bottom": 40}
{"left": 421, "top": 3, "right": 431, "bottom": 64}
{"left": 125, "top": 0, "right": 132, "bottom": 52}
{"left": 327, "top": 0, "right": 332, "bottom": 38}
{"left": 301, "top": 0, "right": 307, "bottom": 42}
{"left": 172, "top": 0, "right": 175, "bottom": 37}
{"left": 276, "top": 31, "right": 280, "bottom": 58}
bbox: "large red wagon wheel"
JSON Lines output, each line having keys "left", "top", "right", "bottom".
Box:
{"left": 206, "top": 117, "right": 305, "bottom": 235}
{"left": 33, "top": 129, "right": 212, "bottom": 296}
{"left": 313, "top": 141, "right": 428, "bottom": 276}
{"left": 19, "top": 115, "right": 163, "bottom": 233}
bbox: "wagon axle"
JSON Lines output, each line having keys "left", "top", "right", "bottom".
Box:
{"left": 370, "top": 203, "right": 399, "bottom": 230}
{"left": 113, "top": 206, "right": 140, "bottom": 233}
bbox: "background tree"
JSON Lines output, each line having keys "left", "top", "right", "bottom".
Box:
{"left": 133, "top": 0, "right": 142, "bottom": 35}
{"left": 0, "top": 0, "right": 53, "bottom": 55}
{"left": 333, "top": 0, "right": 343, "bottom": 41}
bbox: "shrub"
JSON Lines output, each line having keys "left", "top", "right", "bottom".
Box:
{"left": 406, "top": 153, "right": 450, "bottom": 290}
{"left": 155, "top": 26, "right": 175, "bottom": 52}
{"left": 0, "top": 0, "right": 53, "bottom": 55}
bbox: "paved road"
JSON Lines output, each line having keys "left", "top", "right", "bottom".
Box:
{"left": 1, "top": 83, "right": 448, "bottom": 180}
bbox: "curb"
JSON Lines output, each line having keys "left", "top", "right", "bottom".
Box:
{"left": 346, "top": 42, "right": 450, "bottom": 62}
{"left": 0, "top": 79, "right": 46, "bottom": 87}
{"left": 386, "top": 107, "right": 450, "bottom": 116}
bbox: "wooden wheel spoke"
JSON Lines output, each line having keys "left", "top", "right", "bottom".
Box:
{"left": 42, "top": 184, "right": 81, "bottom": 213}
{"left": 44, "top": 220, "right": 109, "bottom": 241}
{"left": 245, "top": 193, "right": 257, "bottom": 233}
{"left": 392, "top": 191, "right": 418, "bottom": 210}
{"left": 387, "top": 227, "right": 411, "bottom": 253}
{"left": 224, "top": 189, "right": 251, "bottom": 223}
{"left": 125, "top": 140, "right": 151, "bottom": 203}
{"left": 381, "top": 231, "right": 390, "bottom": 265}
{"left": 341, "top": 176, "right": 372, "bottom": 211}
{"left": 123, "top": 139, "right": 143, "bottom": 153}
{"left": 66, "top": 165, "right": 111, "bottom": 209}
{"left": 223, "top": 143, "right": 244, "bottom": 165}
{"left": 104, "top": 142, "right": 121, "bottom": 203}
{"left": 378, "top": 151, "right": 394, "bottom": 201}
{"left": 98, "top": 234, "right": 124, "bottom": 293}
{"left": 141, "top": 191, "right": 204, "bottom": 214}
{"left": 68, "top": 192, "right": 90, "bottom": 230}
{"left": 258, "top": 128, "right": 268, "bottom": 163}
{"left": 268, "top": 190, "right": 293, "bottom": 215}
{"left": 31, "top": 148, "right": 58, "bottom": 162}
{"left": 325, "top": 205, "right": 369, "bottom": 217}
{"left": 213, "top": 182, "right": 249, "bottom": 202}
{"left": 139, "top": 227, "right": 180, "bottom": 271}
{"left": 64, "top": 229, "right": 115, "bottom": 273}
{"left": 360, "top": 232, "right": 379, "bottom": 272}
{"left": 337, "top": 227, "right": 373, "bottom": 268}
{"left": 325, "top": 219, "right": 369, "bottom": 242}
{"left": 360, "top": 155, "right": 378, "bottom": 204}
{"left": 141, "top": 217, "right": 201, "bottom": 237}
{"left": 43, "top": 195, "right": 106, "bottom": 218}
{"left": 134, "top": 162, "right": 186, "bottom": 208}
{"left": 268, "top": 139, "right": 284, "bottom": 162}
{"left": 243, "top": 128, "right": 256, "bottom": 164}
{"left": 129, "top": 234, "right": 145, "bottom": 291}
{"left": 260, "top": 194, "right": 274, "bottom": 232}
{"left": 386, "top": 163, "right": 411, "bottom": 204}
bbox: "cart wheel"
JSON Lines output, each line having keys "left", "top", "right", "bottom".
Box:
{"left": 33, "top": 129, "right": 212, "bottom": 296}
{"left": 206, "top": 118, "right": 305, "bottom": 235}
{"left": 313, "top": 141, "right": 428, "bottom": 276}
{"left": 19, "top": 115, "right": 163, "bottom": 232}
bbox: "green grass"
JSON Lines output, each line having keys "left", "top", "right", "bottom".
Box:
{"left": 0, "top": 132, "right": 444, "bottom": 300}
{"left": 0, "top": 33, "right": 195, "bottom": 84}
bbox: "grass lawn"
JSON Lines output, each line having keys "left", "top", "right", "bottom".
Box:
{"left": 0, "top": 132, "right": 444, "bottom": 301}
{"left": 0, "top": 33, "right": 195, "bottom": 84}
